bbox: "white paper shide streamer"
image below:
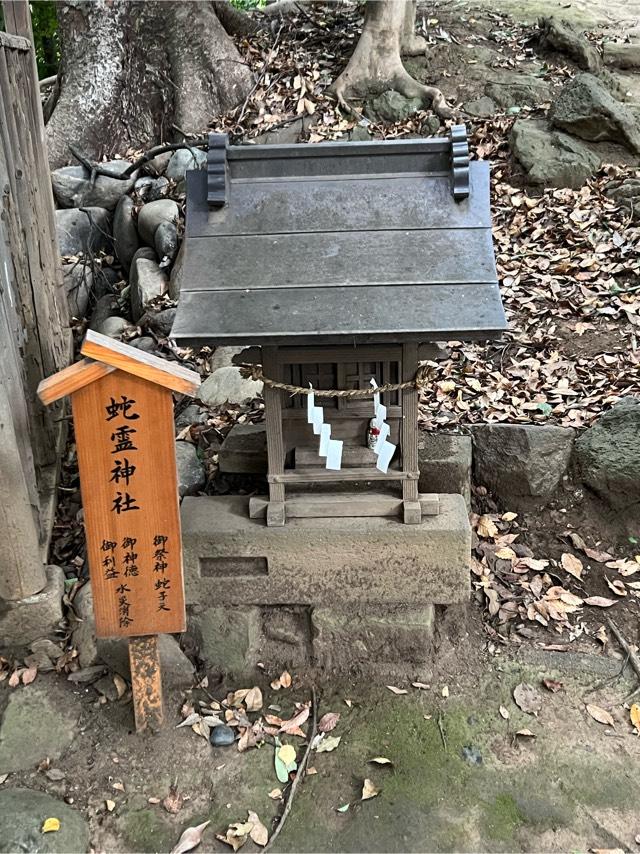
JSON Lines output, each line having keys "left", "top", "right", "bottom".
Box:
{"left": 370, "top": 378, "right": 396, "bottom": 473}
{"left": 307, "top": 384, "right": 342, "bottom": 470}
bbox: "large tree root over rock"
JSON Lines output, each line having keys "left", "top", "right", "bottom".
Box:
{"left": 330, "top": 0, "right": 453, "bottom": 120}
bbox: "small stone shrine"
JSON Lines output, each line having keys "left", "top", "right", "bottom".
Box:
{"left": 171, "top": 127, "right": 506, "bottom": 671}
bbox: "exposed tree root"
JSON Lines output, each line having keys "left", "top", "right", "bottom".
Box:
{"left": 329, "top": 0, "right": 454, "bottom": 121}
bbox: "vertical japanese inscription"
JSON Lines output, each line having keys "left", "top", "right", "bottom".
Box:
{"left": 72, "top": 370, "right": 185, "bottom": 638}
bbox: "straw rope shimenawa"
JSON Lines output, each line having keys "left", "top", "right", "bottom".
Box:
{"left": 238, "top": 363, "right": 433, "bottom": 398}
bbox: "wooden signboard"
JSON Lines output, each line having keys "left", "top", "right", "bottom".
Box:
{"left": 38, "top": 331, "right": 201, "bottom": 731}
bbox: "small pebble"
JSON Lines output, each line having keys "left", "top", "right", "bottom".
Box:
{"left": 461, "top": 745, "right": 483, "bottom": 765}
{"left": 209, "top": 725, "right": 235, "bottom": 747}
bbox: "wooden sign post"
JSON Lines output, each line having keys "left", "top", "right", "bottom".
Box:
{"left": 38, "top": 331, "right": 200, "bottom": 732}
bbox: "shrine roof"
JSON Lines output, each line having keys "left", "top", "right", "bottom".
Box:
{"left": 171, "top": 128, "right": 506, "bottom": 347}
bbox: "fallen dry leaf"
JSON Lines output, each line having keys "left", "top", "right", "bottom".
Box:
{"left": 247, "top": 811, "right": 268, "bottom": 847}
{"left": 21, "top": 666, "right": 37, "bottom": 685}
{"left": 280, "top": 704, "right": 310, "bottom": 733}
{"left": 513, "top": 683, "right": 542, "bottom": 716}
{"left": 318, "top": 712, "right": 340, "bottom": 732}
{"left": 369, "top": 756, "right": 393, "bottom": 766}
{"left": 586, "top": 704, "right": 615, "bottom": 726}
{"left": 361, "top": 778, "right": 380, "bottom": 801}
{"left": 477, "top": 515, "right": 499, "bottom": 539}
{"left": 542, "top": 678, "right": 563, "bottom": 693}
{"left": 42, "top": 818, "right": 60, "bottom": 833}
{"left": 315, "top": 735, "right": 341, "bottom": 753}
{"left": 172, "top": 821, "right": 211, "bottom": 854}
{"left": 442, "top": 685, "right": 450, "bottom": 698}
{"left": 584, "top": 596, "right": 617, "bottom": 608}
{"left": 630, "top": 704, "right": 640, "bottom": 734}
{"left": 268, "top": 788, "right": 282, "bottom": 800}
{"left": 163, "top": 789, "right": 184, "bottom": 814}
{"left": 411, "top": 681, "right": 430, "bottom": 690}
{"left": 386, "top": 685, "right": 408, "bottom": 695}
{"left": 105, "top": 800, "right": 116, "bottom": 813}
{"left": 561, "top": 553, "right": 583, "bottom": 579}
{"left": 216, "top": 821, "right": 252, "bottom": 852}
{"left": 515, "top": 729, "right": 536, "bottom": 738}
{"left": 605, "top": 577, "right": 627, "bottom": 596}
{"left": 499, "top": 705, "right": 510, "bottom": 719}
{"left": 245, "top": 687, "right": 263, "bottom": 713}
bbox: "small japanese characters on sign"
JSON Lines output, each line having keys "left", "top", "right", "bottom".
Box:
{"left": 72, "top": 371, "right": 186, "bottom": 638}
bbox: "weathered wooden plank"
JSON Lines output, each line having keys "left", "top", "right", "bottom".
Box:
{"left": 0, "top": 381, "right": 46, "bottom": 599}
{"left": 401, "top": 342, "right": 421, "bottom": 522}
{"left": 249, "top": 492, "right": 440, "bottom": 519}
{"left": 269, "top": 466, "right": 418, "bottom": 484}
{"left": 182, "top": 227, "right": 497, "bottom": 292}
{"left": 228, "top": 137, "right": 450, "bottom": 180}
{"left": 81, "top": 330, "right": 201, "bottom": 396}
{"left": 129, "top": 635, "right": 164, "bottom": 733}
{"left": 72, "top": 370, "right": 186, "bottom": 638}
{"left": 0, "top": 31, "right": 30, "bottom": 50}
{"left": 171, "top": 282, "right": 507, "bottom": 346}
{"left": 263, "top": 347, "right": 286, "bottom": 526}
{"left": 187, "top": 164, "right": 491, "bottom": 237}
{"left": 37, "top": 358, "right": 116, "bottom": 406}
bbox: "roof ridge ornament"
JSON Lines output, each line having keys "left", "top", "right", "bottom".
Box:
{"left": 450, "top": 124, "right": 470, "bottom": 202}
{"left": 207, "top": 132, "right": 228, "bottom": 207}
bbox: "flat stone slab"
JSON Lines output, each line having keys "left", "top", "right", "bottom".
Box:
{"left": 0, "top": 685, "right": 77, "bottom": 773}
{"left": 0, "top": 788, "right": 90, "bottom": 854}
{"left": 181, "top": 494, "right": 470, "bottom": 606}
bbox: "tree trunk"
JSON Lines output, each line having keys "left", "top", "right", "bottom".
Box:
{"left": 46, "top": 0, "right": 253, "bottom": 168}
{"left": 331, "top": 0, "right": 453, "bottom": 119}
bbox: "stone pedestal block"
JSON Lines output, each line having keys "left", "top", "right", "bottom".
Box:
{"left": 418, "top": 432, "right": 472, "bottom": 509}
{"left": 0, "top": 565, "right": 65, "bottom": 648}
{"left": 181, "top": 494, "right": 471, "bottom": 607}
{"left": 312, "top": 605, "right": 434, "bottom": 670}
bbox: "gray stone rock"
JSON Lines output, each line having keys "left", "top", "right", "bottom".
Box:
{"left": 511, "top": 119, "right": 601, "bottom": 188}
{"left": 137, "top": 199, "right": 180, "bottom": 246}
{"left": 219, "top": 422, "right": 267, "bottom": 474}
{"left": 169, "top": 239, "right": 185, "bottom": 299}
{"left": 129, "top": 246, "right": 157, "bottom": 290}
{"left": 485, "top": 73, "right": 551, "bottom": 108}
{"left": 0, "top": 788, "right": 90, "bottom": 854}
{"left": 134, "top": 175, "right": 170, "bottom": 203}
{"left": 55, "top": 207, "right": 112, "bottom": 257}
{"left": 418, "top": 432, "right": 472, "bottom": 509}
{"left": 252, "top": 115, "right": 314, "bottom": 146}
{"left": 88, "top": 294, "right": 121, "bottom": 332}
{"left": 604, "top": 177, "right": 640, "bottom": 219}
{"left": 112, "top": 195, "right": 140, "bottom": 271}
{"left": 199, "top": 366, "right": 263, "bottom": 406}
{"left": 463, "top": 96, "right": 497, "bottom": 118}
{"left": 574, "top": 398, "right": 640, "bottom": 509}
{"left": 154, "top": 221, "right": 178, "bottom": 263}
{"left": 364, "top": 90, "right": 423, "bottom": 123}
{"left": 145, "top": 150, "right": 172, "bottom": 176}
{"left": 175, "top": 404, "right": 209, "bottom": 430}
{"left": 70, "top": 583, "right": 98, "bottom": 668}
{"left": 129, "top": 336, "right": 157, "bottom": 353}
{"left": 92, "top": 265, "right": 120, "bottom": 299}
{"left": 210, "top": 724, "right": 236, "bottom": 747}
{"left": 146, "top": 307, "right": 176, "bottom": 337}
{"left": 98, "top": 316, "right": 131, "bottom": 338}
{"left": 62, "top": 263, "right": 92, "bottom": 319}
{"left": 0, "top": 684, "right": 76, "bottom": 773}
{"left": 131, "top": 258, "right": 168, "bottom": 321}
{"left": 549, "top": 73, "right": 640, "bottom": 153}
{"left": 349, "top": 125, "right": 373, "bottom": 142}
{"left": 471, "top": 424, "right": 575, "bottom": 497}
{"left": 165, "top": 147, "right": 207, "bottom": 191}
{"left": 176, "top": 441, "right": 206, "bottom": 497}
{"left": 603, "top": 42, "right": 640, "bottom": 69}
{"left": 420, "top": 115, "right": 441, "bottom": 136}
{"left": 51, "top": 159, "right": 135, "bottom": 211}
{"left": 0, "top": 565, "right": 65, "bottom": 649}
{"left": 210, "top": 346, "right": 247, "bottom": 372}
{"left": 538, "top": 16, "right": 601, "bottom": 71}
